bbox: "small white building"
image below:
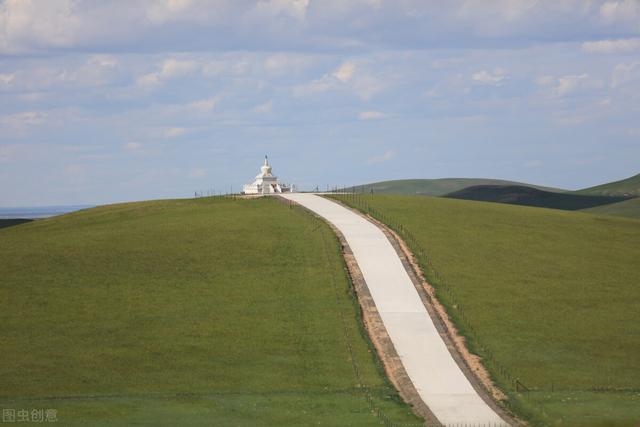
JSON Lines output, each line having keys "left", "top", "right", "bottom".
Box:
{"left": 243, "top": 156, "right": 292, "bottom": 195}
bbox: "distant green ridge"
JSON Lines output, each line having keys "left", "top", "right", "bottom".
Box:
{"left": 0, "top": 218, "right": 33, "bottom": 229}
{"left": 581, "top": 197, "right": 640, "bottom": 219}
{"left": 443, "top": 185, "right": 630, "bottom": 211}
{"left": 576, "top": 173, "right": 640, "bottom": 197}
{"left": 345, "top": 178, "right": 566, "bottom": 197}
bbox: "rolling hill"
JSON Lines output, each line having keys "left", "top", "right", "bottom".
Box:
{"left": 332, "top": 193, "right": 640, "bottom": 427}
{"left": 345, "top": 178, "right": 565, "bottom": 196}
{"left": 348, "top": 173, "right": 640, "bottom": 217}
{"left": 0, "top": 197, "right": 420, "bottom": 426}
{"left": 581, "top": 197, "right": 640, "bottom": 219}
{"left": 576, "top": 172, "right": 640, "bottom": 197}
{"left": 443, "top": 185, "right": 630, "bottom": 211}
{"left": 0, "top": 218, "right": 32, "bottom": 229}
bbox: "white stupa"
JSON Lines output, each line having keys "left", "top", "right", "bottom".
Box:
{"left": 242, "top": 156, "right": 292, "bottom": 195}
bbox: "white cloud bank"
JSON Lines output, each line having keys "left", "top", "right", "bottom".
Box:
{"left": 358, "top": 111, "right": 385, "bottom": 120}
{"left": 472, "top": 68, "right": 508, "bottom": 86}
{"left": 366, "top": 150, "right": 394, "bottom": 165}
{"left": 582, "top": 38, "right": 640, "bottom": 54}
{"left": 3, "top": 0, "right": 640, "bottom": 54}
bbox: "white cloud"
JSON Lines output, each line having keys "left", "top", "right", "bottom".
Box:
{"left": 137, "top": 72, "right": 161, "bottom": 87}
{"left": 582, "top": 38, "right": 640, "bottom": 54}
{"left": 188, "top": 167, "right": 207, "bottom": 178}
{"left": 253, "top": 100, "right": 273, "bottom": 113}
{"left": 160, "top": 58, "right": 198, "bottom": 79}
{"left": 611, "top": 62, "right": 640, "bottom": 88}
{"left": 366, "top": 150, "right": 394, "bottom": 164}
{"left": 88, "top": 54, "right": 118, "bottom": 68}
{"left": 202, "top": 60, "right": 227, "bottom": 77}
{"left": 124, "top": 142, "right": 142, "bottom": 151}
{"left": 0, "top": 0, "right": 82, "bottom": 53}
{"left": 63, "top": 163, "right": 88, "bottom": 177}
{"left": 295, "top": 60, "right": 383, "bottom": 100}
{"left": 524, "top": 159, "right": 542, "bottom": 168}
{"left": 147, "top": 0, "right": 196, "bottom": 24}
{"left": 264, "top": 53, "right": 314, "bottom": 75}
{"left": 186, "top": 96, "right": 219, "bottom": 112}
{"left": 358, "top": 111, "right": 385, "bottom": 120}
{"left": 0, "top": 111, "right": 48, "bottom": 132}
{"left": 536, "top": 73, "right": 603, "bottom": 97}
{"left": 137, "top": 58, "right": 199, "bottom": 88}
{"left": 253, "top": 0, "right": 310, "bottom": 21}
{"left": 0, "top": 73, "right": 15, "bottom": 87}
{"left": 472, "top": 68, "right": 508, "bottom": 86}
{"left": 164, "top": 127, "right": 186, "bottom": 138}
{"left": 556, "top": 74, "right": 589, "bottom": 96}
{"left": 599, "top": 0, "right": 640, "bottom": 24}
{"left": 333, "top": 61, "right": 356, "bottom": 83}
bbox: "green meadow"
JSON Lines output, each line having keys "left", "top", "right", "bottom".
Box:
{"left": 0, "top": 197, "right": 420, "bottom": 426}
{"left": 582, "top": 197, "right": 640, "bottom": 219}
{"left": 331, "top": 193, "right": 640, "bottom": 427}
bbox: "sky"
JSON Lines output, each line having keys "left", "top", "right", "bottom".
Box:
{"left": 1, "top": 0, "right": 639, "bottom": 207}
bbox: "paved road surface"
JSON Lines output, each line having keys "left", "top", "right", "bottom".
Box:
{"left": 281, "top": 193, "right": 508, "bottom": 427}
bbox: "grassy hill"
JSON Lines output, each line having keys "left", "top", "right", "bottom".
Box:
{"left": 577, "top": 173, "right": 640, "bottom": 197}
{"left": 331, "top": 193, "right": 640, "bottom": 427}
{"left": 444, "top": 185, "right": 629, "bottom": 211}
{"left": 581, "top": 197, "right": 640, "bottom": 219}
{"left": 345, "top": 178, "right": 565, "bottom": 196}
{"left": 0, "top": 218, "right": 32, "bottom": 229}
{"left": 0, "top": 197, "right": 420, "bottom": 426}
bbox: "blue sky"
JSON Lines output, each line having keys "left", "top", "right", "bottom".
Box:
{"left": 1, "top": 0, "right": 639, "bottom": 206}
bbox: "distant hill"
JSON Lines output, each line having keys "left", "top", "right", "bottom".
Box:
{"left": 443, "top": 185, "right": 630, "bottom": 211}
{"left": 576, "top": 173, "right": 640, "bottom": 197}
{"left": 345, "top": 178, "right": 566, "bottom": 196}
{"left": 0, "top": 218, "right": 33, "bottom": 229}
{"left": 581, "top": 198, "right": 640, "bottom": 219}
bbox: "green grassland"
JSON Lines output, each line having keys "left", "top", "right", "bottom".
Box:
{"left": 0, "top": 197, "right": 420, "bottom": 426}
{"left": 330, "top": 194, "right": 640, "bottom": 427}
{"left": 345, "top": 178, "right": 565, "bottom": 196}
{"left": 576, "top": 173, "right": 640, "bottom": 197}
{"left": 581, "top": 197, "right": 640, "bottom": 219}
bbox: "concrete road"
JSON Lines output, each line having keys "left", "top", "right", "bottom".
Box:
{"left": 281, "top": 193, "right": 509, "bottom": 426}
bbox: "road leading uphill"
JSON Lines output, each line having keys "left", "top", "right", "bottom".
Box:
{"left": 281, "top": 193, "right": 509, "bottom": 427}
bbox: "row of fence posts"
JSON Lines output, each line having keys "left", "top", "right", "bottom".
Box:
{"left": 193, "top": 190, "right": 239, "bottom": 200}
{"left": 328, "top": 189, "right": 534, "bottom": 400}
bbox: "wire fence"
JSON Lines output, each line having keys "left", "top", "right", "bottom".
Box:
{"left": 327, "top": 190, "right": 636, "bottom": 400}
{"left": 327, "top": 190, "right": 532, "bottom": 394}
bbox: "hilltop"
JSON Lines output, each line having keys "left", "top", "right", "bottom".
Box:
{"left": 0, "top": 197, "right": 419, "bottom": 426}
{"left": 576, "top": 172, "right": 640, "bottom": 197}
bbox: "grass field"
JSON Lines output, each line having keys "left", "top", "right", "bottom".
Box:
{"left": 331, "top": 193, "right": 640, "bottom": 427}
{"left": 581, "top": 197, "right": 640, "bottom": 219}
{"left": 0, "top": 197, "right": 421, "bottom": 426}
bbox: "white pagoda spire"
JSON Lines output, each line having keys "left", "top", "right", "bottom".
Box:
{"left": 243, "top": 155, "right": 291, "bottom": 195}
